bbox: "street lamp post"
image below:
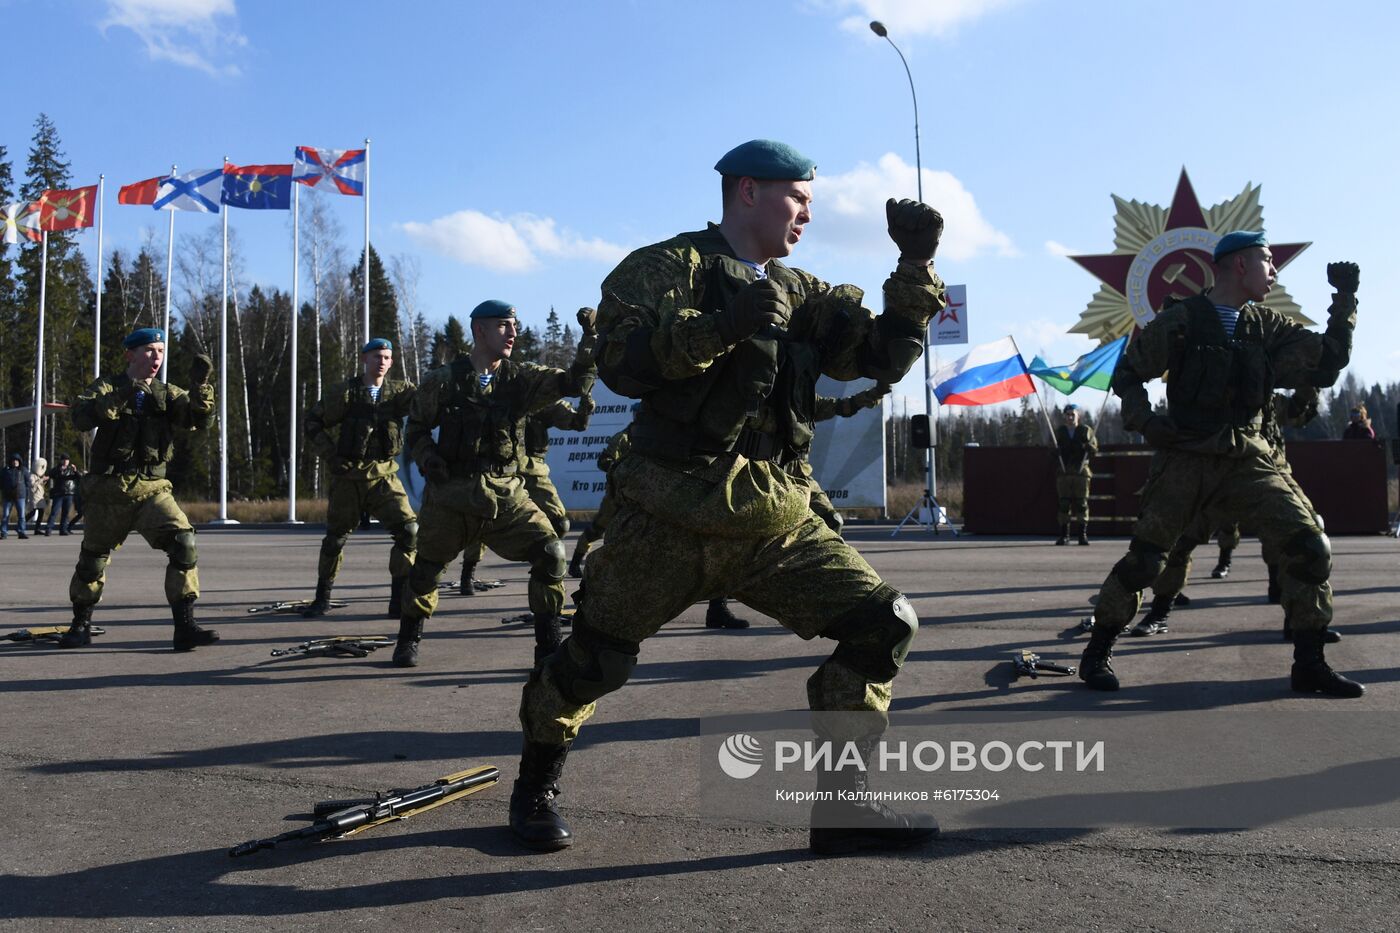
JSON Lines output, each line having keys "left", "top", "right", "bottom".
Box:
{"left": 871, "top": 20, "right": 943, "bottom": 533}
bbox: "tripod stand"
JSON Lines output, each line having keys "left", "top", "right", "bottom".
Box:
{"left": 892, "top": 487, "right": 952, "bottom": 536}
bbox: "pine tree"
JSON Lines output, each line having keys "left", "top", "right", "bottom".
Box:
{"left": 541, "top": 307, "right": 565, "bottom": 368}
{"left": 513, "top": 325, "right": 542, "bottom": 364}
{"left": 0, "top": 144, "right": 18, "bottom": 458}
{"left": 348, "top": 243, "right": 399, "bottom": 346}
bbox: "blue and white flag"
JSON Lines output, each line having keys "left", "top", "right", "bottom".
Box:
{"left": 154, "top": 168, "right": 224, "bottom": 212}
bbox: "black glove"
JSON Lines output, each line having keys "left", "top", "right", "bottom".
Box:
{"left": 1326, "top": 262, "right": 1359, "bottom": 294}
{"left": 886, "top": 198, "right": 943, "bottom": 264}
{"left": 852, "top": 382, "right": 892, "bottom": 410}
{"left": 715, "top": 279, "right": 790, "bottom": 344}
{"left": 576, "top": 307, "right": 598, "bottom": 337}
{"left": 1141, "top": 415, "right": 1180, "bottom": 448}
{"left": 190, "top": 353, "right": 214, "bottom": 387}
{"left": 421, "top": 453, "right": 450, "bottom": 484}
{"left": 329, "top": 455, "right": 353, "bottom": 476}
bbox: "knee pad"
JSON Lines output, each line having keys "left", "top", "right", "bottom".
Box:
{"left": 1283, "top": 529, "right": 1331, "bottom": 585}
{"left": 544, "top": 623, "right": 640, "bottom": 705}
{"left": 824, "top": 510, "right": 845, "bottom": 535}
{"left": 824, "top": 583, "right": 919, "bottom": 683}
{"left": 321, "top": 532, "right": 350, "bottom": 553}
{"left": 529, "top": 537, "right": 568, "bottom": 582}
{"left": 1111, "top": 538, "right": 1167, "bottom": 591}
{"left": 408, "top": 558, "right": 446, "bottom": 596}
{"left": 391, "top": 521, "right": 418, "bottom": 551}
{"left": 1313, "top": 512, "right": 1325, "bottom": 533}
{"left": 167, "top": 531, "right": 198, "bottom": 570}
{"left": 76, "top": 548, "right": 109, "bottom": 584}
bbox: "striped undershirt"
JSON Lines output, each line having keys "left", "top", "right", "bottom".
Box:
{"left": 1214, "top": 304, "right": 1240, "bottom": 338}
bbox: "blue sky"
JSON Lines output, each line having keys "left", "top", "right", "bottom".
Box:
{"left": 3, "top": 0, "right": 1397, "bottom": 413}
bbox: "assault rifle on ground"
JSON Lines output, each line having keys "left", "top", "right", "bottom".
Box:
{"left": 439, "top": 578, "right": 506, "bottom": 592}
{"left": 247, "top": 599, "right": 349, "bottom": 615}
{"left": 269, "top": 635, "right": 396, "bottom": 659}
{"left": 229, "top": 765, "right": 500, "bottom": 857}
{"left": 1013, "top": 649, "right": 1076, "bottom": 678}
{"left": 3, "top": 625, "right": 106, "bottom": 643}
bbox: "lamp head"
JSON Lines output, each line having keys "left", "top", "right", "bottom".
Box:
{"left": 869, "top": 20, "right": 888, "bottom": 37}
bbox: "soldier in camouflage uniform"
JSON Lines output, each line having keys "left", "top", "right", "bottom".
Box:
{"left": 395, "top": 300, "right": 596, "bottom": 668}
{"left": 458, "top": 396, "right": 594, "bottom": 596}
{"left": 1053, "top": 403, "right": 1097, "bottom": 545}
{"left": 510, "top": 139, "right": 947, "bottom": 856}
{"left": 1131, "top": 387, "right": 1329, "bottom": 640}
{"left": 302, "top": 338, "right": 418, "bottom": 619}
{"left": 57, "top": 327, "right": 220, "bottom": 652}
{"left": 1078, "top": 231, "right": 1362, "bottom": 698}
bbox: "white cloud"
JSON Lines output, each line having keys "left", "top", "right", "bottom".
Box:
{"left": 827, "top": 0, "right": 1024, "bottom": 38}
{"left": 1044, "top": 240, "right": 1077, "bottom": 257}
{"left": 399, "top": 211, "right": 630, "bottom": 274}
{"left": 809, "top": 152, "right": 1015, "bottom": 262}
{"left": 101, "top": 0, "right": 246, "bottom": 78}
{"left": 1010, "top": 319, "right": 1095, "bottom": 364}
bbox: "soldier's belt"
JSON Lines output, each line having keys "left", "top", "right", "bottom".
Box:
{"left": 90, "top": 460, "right": 166, "bottom": 478}
{"left": 447, "top": 459, "right": 519, "bottom": 478}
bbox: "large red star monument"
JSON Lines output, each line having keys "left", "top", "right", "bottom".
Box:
{"left": 1068, "top": 170, "right": 1311, "bottom": 343}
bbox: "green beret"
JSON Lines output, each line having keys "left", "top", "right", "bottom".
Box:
{"left": 122, "top": 327, "right": 165, "bottom": 349}
{"left": 714, "top": 139, "right": 816, "bottom": 181}
{"left": 1213, "top": 230, "right": 1268, "bottom": 262}
{"left": 470, "top": 300, "right": 517, "bottom": 320}
{"left": 361, "top": 337, "right": 393, "bottom": 353}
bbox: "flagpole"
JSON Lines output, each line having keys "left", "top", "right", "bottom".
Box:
{"left": 93, "top": 176, "right": 104, "bottom": 381}
{"left": 1012, "top": 336, "right": 1066, "bottom": 472}
{"left": 362, "top": 136, "right": 371, "bottom": 347}
{"left": 213, "top": 157, "right": 238, "bottom": 525}
{"left": 161, "top": 164, "right": 176, "bottom": 383}
{"left": 288, "top": 181, "right": 300, "bottom": 524}
{"left": 31, "top": 231, "right": 48, "bottom": 472}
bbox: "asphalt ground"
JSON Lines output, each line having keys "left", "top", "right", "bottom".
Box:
{"left": 3, "top": 525, "right": 1399, "bottom": 931}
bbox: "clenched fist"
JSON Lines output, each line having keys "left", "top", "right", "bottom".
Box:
{"left": 886, "top": 198, "right": 943, "bottom": 264}
{"left": 576, "top": 307, "right": 598, "bottom": 336}
{"left": 190, "top": 353, "right": 214, "bottom": 386}
{"left": 1326, "top": 262, "right": 1359, "bottom": 294}
{"left": 717, "top": 279, "right": 791, "bottom": 343}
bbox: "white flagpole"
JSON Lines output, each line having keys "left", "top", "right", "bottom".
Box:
{"left": 161, "top": 163, "right": 176, "bottom": 383}
{"left": 214, "top": 157, "right": 237, "bottom": 524}
{"left": 288, "top": 181, "right": 300, "bottom": 523}
{"left": 362, "top": 136, "right": 371, "bottom": 347}
{"left": 1013, "top": 335, "right": 1066, "bottom": 472}
{"left": 93, "top": 176, "right": 104, "bottom": 381}
{"left": 31, "top": 231, "right": 48, "bottom": 472}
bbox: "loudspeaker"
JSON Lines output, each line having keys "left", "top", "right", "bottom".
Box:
{"left": 910, "top": 414, "right": 932, "bottom": 449}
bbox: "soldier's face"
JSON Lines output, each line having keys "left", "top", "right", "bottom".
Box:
{"left": 1239, "top": 247, "right": 1277, "bottom": 302}
{"left": 751, "top": 179, "right": 812, "bottom": 259}
{"left": 474, "top": 317, "right": 518, "bottom": 362}
{"left": 1063, "top": 411, "right": 1079, "bottom": 427}
{"left": 125, "top": 342, "right": 164, "bottom": 380}
{"left": 363, "top": 349, "right": 393, "bottom": 379}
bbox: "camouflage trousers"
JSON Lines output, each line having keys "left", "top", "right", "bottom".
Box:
{"left": 798, "top": 460, "right": 840, "bottom": 532}
{"left": 522, "top": 458, "right": 568, "bottom": 538}
{"left": 407, "top": 477, "right": 564, "bottom": 622}
{"left": 521, "top": 499, "right": 904, "bottom": 747}
{"left": 318, "top": 472, "right": 417, "bottom": 583}
{"left": 1056, "top": 470, "right": 1091, "bottom": 524}
{"left": 1093, "top": 445, "right": 1330, "bottom": 635}
{"left": 70, "top": 474, "right": 198, "bottom": 608}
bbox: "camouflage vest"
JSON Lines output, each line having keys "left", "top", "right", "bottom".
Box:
{"left": 1167, "top": 297, "right": 1271, "bottom": 434}
{"left": 434, "top": 358, "right": 525, "bottom": 471}
{"left": 90, "top": 376, "right": 175, "bottom": 476}
{"left": 523, "top": 414, "right": 551, "bottom": 457}
{"left": 336, "top": 377, "right": 405, "bottom": 462}
{"left": 627, "top": 227, "right": 822, "bottom": 465}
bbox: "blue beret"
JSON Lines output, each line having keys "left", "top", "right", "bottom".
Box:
{"left": 361, "top": 337, "right": 393, "bottom": 353}
{"left": 1213, "top": 230, "right": 1268, "bottom": 262}
{"left": 123, "top": 327, "right": 165, "bottom": 349}
{"left": 1063, "top": 403, "right": 1079, "bottom": 412}
{"left": 470, "top": 299, "right": 517, "bottom": 320}
{"left": 714, "top": 139, "right": 816, "bottom": 181}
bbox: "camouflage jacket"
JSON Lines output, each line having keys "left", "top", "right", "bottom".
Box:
{"left": 73, "top": 374, "right": 214, "bottom": 477}
{"left": 306, "top": 377, "right": 416, "bottom": 480}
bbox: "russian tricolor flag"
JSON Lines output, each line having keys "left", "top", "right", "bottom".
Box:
{"left": 929, "top": 336, "right": 1036, "bottom": 406}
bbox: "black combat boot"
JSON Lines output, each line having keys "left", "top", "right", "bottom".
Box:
{"left": 387, "top": 577, "right": 405, "bottom": 619}
{"left": 59, "top": 604, "right": 94, "bottom": 649}
{"left": 1266, "top": 564, "right": 1282, "bottom": 604}
{"left": 1290, "top": 630, "right": 1364, "bottom": 697}
{"left": 1173, "top": 593, "right": 1191, "bottom": 607}
{"left": 1055, "top": 523, "right": 1070, "bottom": 546}
{"left": 459, "top": 561, "right": 479, "bottom": 597}
{"left": 1282, "top": 616, "right": 1340, "bottom": 643}
{"left": 1130, "top": 593, "right": 1172, "bottom": 636}
{"left": 172, "top": 596, "right": 219, "bottom": 651}
{"left": 1210, "top": 546, "right": 1233, "bottom": 579}
{"left": 705, "top": 598, "right": 750, "bottom": 630}
{"left": 809, "top": 736, "right": 939, "bottom": 856}
{"left": 1079, "top": 626, "right": 1120, "bottom": 691}
{"left": 1077, "top": 522, "right": 1090, "bottom": 546}
{"left": 302, "top": 580, "right": 333, "bottom": 618}
{"left": 533, "top": 614, "right": 563, "bottom": 664}
{"left": 509, "top": 741, "right": 574, "bottom": 851}
{"left": 392, "top": 616, "right": 424, "bottom": 667}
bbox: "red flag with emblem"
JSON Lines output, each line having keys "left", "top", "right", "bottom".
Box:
{"left": 37, "top": 185, "right": 98, "bottom": 231}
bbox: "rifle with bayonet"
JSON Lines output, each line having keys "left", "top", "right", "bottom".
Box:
{"left": 1012, "top": 649, "right": 1076, "bottom": 678}
{"left": 229, "top": 765, "right": 499, "bottom": 857}
{"left": 269, "top": 635, "right": 396, "bottom": 659}
{"left": 4, "top": 625, "right": 106, "bottom": 644}
{"left": 247, "top": 599, "right": 349, "bottom": 615}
